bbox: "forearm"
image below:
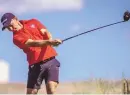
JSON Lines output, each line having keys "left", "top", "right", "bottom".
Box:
{"left": 46, "top": 32, "right": 52, "bottom": 40}
{"left": 25, "top": 39, "right": 51, "bottom": 47}
{"left": 40, "top": 29, "right": 52, "bottom": 40}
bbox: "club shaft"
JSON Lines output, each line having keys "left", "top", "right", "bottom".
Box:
{"left": 63, "top": 20, "right": 125, "bottom": 42}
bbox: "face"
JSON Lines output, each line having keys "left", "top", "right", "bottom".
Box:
{"left": 6, "top": 18, "right": 20, "bottom": 31}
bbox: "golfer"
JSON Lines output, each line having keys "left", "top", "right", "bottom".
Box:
{"left": 1, "top": 13, "right": 62, "bottom": 94}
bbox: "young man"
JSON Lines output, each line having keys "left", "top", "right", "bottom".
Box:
{"left": 1, "top": 13, "right": 62, "bottom": 94}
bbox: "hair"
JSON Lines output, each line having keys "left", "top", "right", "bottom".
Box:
{"left": 13, "top": 17, "right": 18, "bottom": 20}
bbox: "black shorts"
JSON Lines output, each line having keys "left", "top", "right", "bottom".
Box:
{"left": 27, "top": 57, "right": 60, "bottom": 89}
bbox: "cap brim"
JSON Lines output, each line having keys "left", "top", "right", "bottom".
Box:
{"left": 2, "top": 27, "right": 6, "bottom": 31}
{"left": 2, "top": 21, "right": 10, "bottom": 31}
{"left": 2, "top": 27, "right": 5, "bottom": 31}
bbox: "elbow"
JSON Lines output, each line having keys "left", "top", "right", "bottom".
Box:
{"left": 25, "top": 43, "right": 33, "bottom": 47}
{"left": 25, "top": 42, "right": 33, "bottom": 47}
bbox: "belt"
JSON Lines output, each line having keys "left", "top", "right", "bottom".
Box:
{"left": 30, "top": 57, "right": 55, "bottom": 67}
{"left": 39, "top": 56, "right": 55, "bottom": 64}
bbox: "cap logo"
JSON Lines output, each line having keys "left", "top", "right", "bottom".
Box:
{"left": 2, "top": 18, "right": 7, "bottom": 25}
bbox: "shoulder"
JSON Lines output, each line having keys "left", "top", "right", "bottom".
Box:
{"left": 13, "top": 34, "right": 28, "bottom": 48}
{"left": 20, "top": 18, "right": 40, "bottom": 24}
{"left": 13, "top": 34, "right": 22, "bottom": 43}
{"left": 13, "top": 35, "right": 21, "bottom": 46}
{"left": 29, "top": 18, "right": 41, "bottom": 23}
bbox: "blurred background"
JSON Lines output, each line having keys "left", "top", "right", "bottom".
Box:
{"left": 0, "top": 0, "right": 130, "bottom": 94}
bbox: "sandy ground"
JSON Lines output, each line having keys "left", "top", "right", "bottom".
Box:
{"left": 0, "top": 79, "right": 126, "bottom": 94}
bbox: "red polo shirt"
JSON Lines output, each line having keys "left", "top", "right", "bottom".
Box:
{"left": 13, "top": 19, "right": 57, "bottom": 65}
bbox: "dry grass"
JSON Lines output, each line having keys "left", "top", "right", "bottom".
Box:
{"left": 0, "top": 78, "right": 130, "bottom": 94}
{"left": 72, "top": 78, "right": 123, "bottom": 94}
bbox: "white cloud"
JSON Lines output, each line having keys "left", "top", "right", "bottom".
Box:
{"left": 0, "top": 0, "right": 83, "bottom": 14}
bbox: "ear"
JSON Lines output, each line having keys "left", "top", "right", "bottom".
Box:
{"left": 12, "top": 17, "right": 18, "bottom": 21}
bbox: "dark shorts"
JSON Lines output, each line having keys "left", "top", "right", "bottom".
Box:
{"left": 27, "top": 57, "right": 60, "bottom": 89}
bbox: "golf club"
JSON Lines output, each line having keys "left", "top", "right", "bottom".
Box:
{"left": 62, "top": 11, "right": 130, "bottom": 42}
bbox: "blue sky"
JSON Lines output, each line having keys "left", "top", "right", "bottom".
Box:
{"left": 0, "top": 0, "right": 130, "bottom": 83}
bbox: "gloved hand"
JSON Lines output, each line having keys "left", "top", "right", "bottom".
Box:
{"left": 49, "top": 39, "right": 63, "bottom": 47}
{"left": 124, "top": 11, "right": 130, "bottom": 21}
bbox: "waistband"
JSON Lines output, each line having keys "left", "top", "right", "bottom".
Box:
{"left": 29, "top": 56, "right": 55, "bottom": 67}
{"left": 40, "top": 56, "right": 55, "bottom": 64}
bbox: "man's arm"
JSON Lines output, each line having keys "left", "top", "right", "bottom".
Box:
{"left": 25, "top": 39, "right": 51, "bottom": 47}
{"left": 40, "top": 29, "right": 52, "bottom": 40}
{"left": 25, "top": 39, "right": 62, "bottom": 47}
{"left": 32, "top": 19, "right": 52, "bottom": 40}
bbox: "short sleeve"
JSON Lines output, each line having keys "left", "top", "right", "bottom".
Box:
{"left": 32, "top": 19, "right": 47, "bottom": 30}
{"left": 13, "top": 36, "right": 29, "bottom": 49}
